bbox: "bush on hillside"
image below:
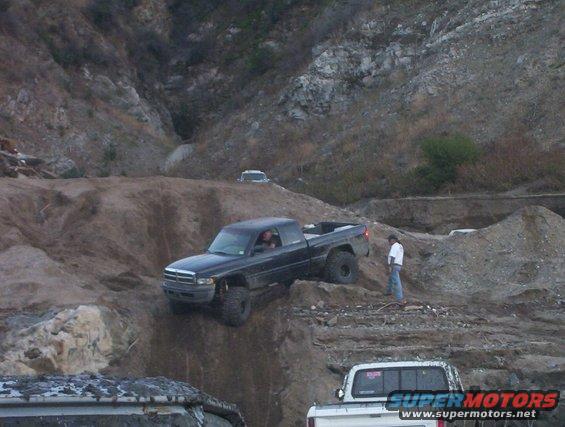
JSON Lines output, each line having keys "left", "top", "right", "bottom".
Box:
{"left": 127, "top": 30, "right": 170, "bottom": 73}
{"left": 414, "top": 135, "right": 480, "bottom": 192}
{"left": 246, "top": 45, "right": 275, "bottom": 76}
{"left": 87, "top": 0, "right": 139, "bottom": 31}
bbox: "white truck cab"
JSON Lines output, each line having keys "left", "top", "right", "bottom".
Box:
{"left": 307, "top": 361, "right": 463, "bottom": 427}
{"left": 237, "top": 170, "right": 270, "bottom": 183}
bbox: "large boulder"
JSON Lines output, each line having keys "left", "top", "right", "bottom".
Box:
{"left": 0, "top": 305, "right": 134, "bottom": 375}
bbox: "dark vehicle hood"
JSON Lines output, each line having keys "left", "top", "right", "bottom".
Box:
{"left": 167, "top": 253, "right": 241, "bottom": 275}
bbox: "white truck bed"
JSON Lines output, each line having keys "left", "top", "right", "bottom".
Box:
{"left": 308, "top": 402, "right": 437, "bottom": 427}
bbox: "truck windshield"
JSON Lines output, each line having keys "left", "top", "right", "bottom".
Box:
{"left": 242, "top": 173, "right": 266, "bottom": 181}
{"left": 208, "top": 229, "right": 250, "bottom": 256}
{"left": 352, "top": 367, "right": 448, "bottom": 398}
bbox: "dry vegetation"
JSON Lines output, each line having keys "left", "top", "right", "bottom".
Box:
{"left": 298, "top": 135, "right": 565, "bottom": 205}
{"left": 454, "top": 137, "right": 565, "bottom": 193}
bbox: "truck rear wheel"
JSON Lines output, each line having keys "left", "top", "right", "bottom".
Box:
{"left": 222, "top": 287, "right": 251, "bottom": 326}
{"left": 325, "top": 251, "right": 359, "bottom": 284}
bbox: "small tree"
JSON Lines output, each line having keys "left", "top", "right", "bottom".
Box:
{"left": 415, "top": 135, "right": 480, "bottom": 192}
{"left": 246, "top": 45, "right": 275, "bottom": 76}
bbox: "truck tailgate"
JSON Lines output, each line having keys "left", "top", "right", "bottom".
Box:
{"left": 310, "top": 403, "right": 437, "bottom": 427}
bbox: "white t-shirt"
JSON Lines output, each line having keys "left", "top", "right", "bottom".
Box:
{"left": 388, "top": 242, "right": 404, "bottom": 266}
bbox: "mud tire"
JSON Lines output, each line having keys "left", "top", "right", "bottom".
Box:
{"left": 324, "top": 251, "right": 359, "bottom": 284}
{"left": 222, "top": 287, "right": 251, "bottom": 326}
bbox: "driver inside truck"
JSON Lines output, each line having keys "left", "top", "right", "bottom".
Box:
{"left": 259, "top": 230, "right": 280, "bottom": 250}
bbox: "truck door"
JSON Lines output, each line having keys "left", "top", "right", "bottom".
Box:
{"left": 278, "top": 224, "right": 309, "bottom": 281}
{"left": 245, "top": 228, "right": 285, "bottom": 289}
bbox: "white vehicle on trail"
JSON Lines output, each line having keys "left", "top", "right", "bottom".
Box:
{"left": 307, "top": 361, "right": 463, "bottom": 427}
{"left": 237, "top": 170, "right": 270, "bottom": 183}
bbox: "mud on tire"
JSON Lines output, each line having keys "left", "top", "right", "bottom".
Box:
{"left": 324, "top": 250, "right": 359, "bottom": 284}
{"left": 222, "top": 287, "right": 251, "bottom": 326}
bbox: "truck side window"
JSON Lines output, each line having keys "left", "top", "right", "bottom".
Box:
{"left": 255, "top": 228, "right": 282, "bottom": 250}
{"left": 283, "top": 226, "right": 305, "bottom": 245}
{"left": 352, "top": 369, "right": 400, "bottom": 397}
{"left": 401, "top": 367, "right": 448, "bottom": 390}
{"left": 383, "top": 369, "right": 400, "bottom": 395}
{"left": 416, "top": 368, "right": 447, "bottom": 390}
{"left": 400, "top": 369, "right": 417, "bottom": 390}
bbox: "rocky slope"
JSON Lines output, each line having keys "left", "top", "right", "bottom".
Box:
{"left": 176, "top": 0, "right": 564, "bottom": 199}
{"left": 0, "top": 177, "right": 563, "bottom": 426}
{"left": 0, "top": 0, "right": 178, "bottom": 177}
{"left": 0, "top": 1, "right": 562, "bottom": 198}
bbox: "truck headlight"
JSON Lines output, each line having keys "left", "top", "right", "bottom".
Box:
{"left": 196, "top": 277, "right": 215, "bottom": 285}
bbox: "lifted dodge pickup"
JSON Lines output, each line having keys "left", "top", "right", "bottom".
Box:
{"left": 307, "top": 361, "right": 463, "bottom": 427}
{"left": 162, "top": 217, "right": 369, "bottom": 326}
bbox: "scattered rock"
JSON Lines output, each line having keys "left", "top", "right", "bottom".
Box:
{"left": 326, "top": 316, "right": 338, "bottom": 327}
{"left": 1, "top": 136, "right": 57, "bottom": 178}
{"left": 404, "top": 305, "right": 424, "bottom": 311}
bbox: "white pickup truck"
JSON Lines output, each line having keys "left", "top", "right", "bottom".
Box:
{"left": 306, "top": 361, "right": 463, "bottom": 427}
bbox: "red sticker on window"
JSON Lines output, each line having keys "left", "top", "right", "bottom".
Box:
{"left": 366, "top": 371, "right": 382, "bottom": 379}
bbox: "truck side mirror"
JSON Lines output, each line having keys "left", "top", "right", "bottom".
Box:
{"left": 253, "top": 245, "right": 264, "bottom": 255}
{"left": 334, "top": 388, "right": 345, "bottom": 401}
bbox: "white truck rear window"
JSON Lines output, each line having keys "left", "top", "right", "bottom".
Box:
{"left": 352, "top": 367, "right": 448, "bottom": 398}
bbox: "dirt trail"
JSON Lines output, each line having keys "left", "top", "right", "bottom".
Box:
{"left": 0, "top": 178, "right": 563, "bottom": 426}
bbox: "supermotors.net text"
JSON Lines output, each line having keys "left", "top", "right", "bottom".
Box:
{"left": 400, "top": 409, "right": 538, "bottom": 421}
{"left": 387, "top": 390, "right": 559, "bottom": 421}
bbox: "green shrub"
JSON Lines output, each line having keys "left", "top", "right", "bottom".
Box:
{"left": 50, "top": 42, "right": 84, "bottom": 68}
{"left": 103, "top": 144, "right": 117, "bottom": 163}
{"left": 87, "top": 0, "right": 139, "bottom": 30}
{"left": 43, "top": 29, "right": 115, "bottom": 69}
{"left": 128, "top": 30, "right": 170, "bottom": 71}
{"left": 246, "top": 45, "right": 275, "bottom": 76}
{"left": 416, "top": 135, "right": 480, "bottom": 192}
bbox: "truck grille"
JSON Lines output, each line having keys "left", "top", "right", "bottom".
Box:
{"left": 164, "top": 268, "right": 196, "bottom": 285}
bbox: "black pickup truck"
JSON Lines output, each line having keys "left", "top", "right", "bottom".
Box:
{"left": 162, "top": 217, "right": 370, "bottom": 326}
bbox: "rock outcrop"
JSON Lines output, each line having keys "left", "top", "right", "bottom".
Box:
{"left": 0, "top": 305, "right": 133, "bottom": 375}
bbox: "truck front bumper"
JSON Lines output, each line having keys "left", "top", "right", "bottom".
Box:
{"left": 162, "top": 281, "right": 215, "bottom": 304}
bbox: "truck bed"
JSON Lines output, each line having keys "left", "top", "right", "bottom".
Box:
{"left": 301, "top": 222, "right": 369, "bottom": 276}
{"left": 302, "top": 222, "right": 359, "bottom": 237}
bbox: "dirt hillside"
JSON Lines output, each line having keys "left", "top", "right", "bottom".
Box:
{"left": 0, "top": 177, "right": 563, "bottom": 426}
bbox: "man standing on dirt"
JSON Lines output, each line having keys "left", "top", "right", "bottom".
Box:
{"left": 386, "top": 235, "right": 406, "bottom": 306}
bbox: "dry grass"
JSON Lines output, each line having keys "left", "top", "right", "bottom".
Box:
{"left": 453, "top": 137, "right": 565, "bottom": 193}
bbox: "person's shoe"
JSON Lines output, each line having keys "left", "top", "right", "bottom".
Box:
{"left": 397, "top": 300, "right": 407, "bottom": 307}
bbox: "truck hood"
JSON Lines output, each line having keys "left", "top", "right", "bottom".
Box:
{"left": 166, "top": 253, "right": 241, "bottom": 275}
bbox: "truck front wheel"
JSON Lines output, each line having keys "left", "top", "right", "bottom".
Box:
{"left": 325, "top": 251, "right": 359, "bottom": 284}
{"left": 222, "top": 287, "right": 251, "bottom": 326}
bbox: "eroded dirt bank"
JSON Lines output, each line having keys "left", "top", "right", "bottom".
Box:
{"left": 0, "top": 178, "right": 563, "bottom": 426}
